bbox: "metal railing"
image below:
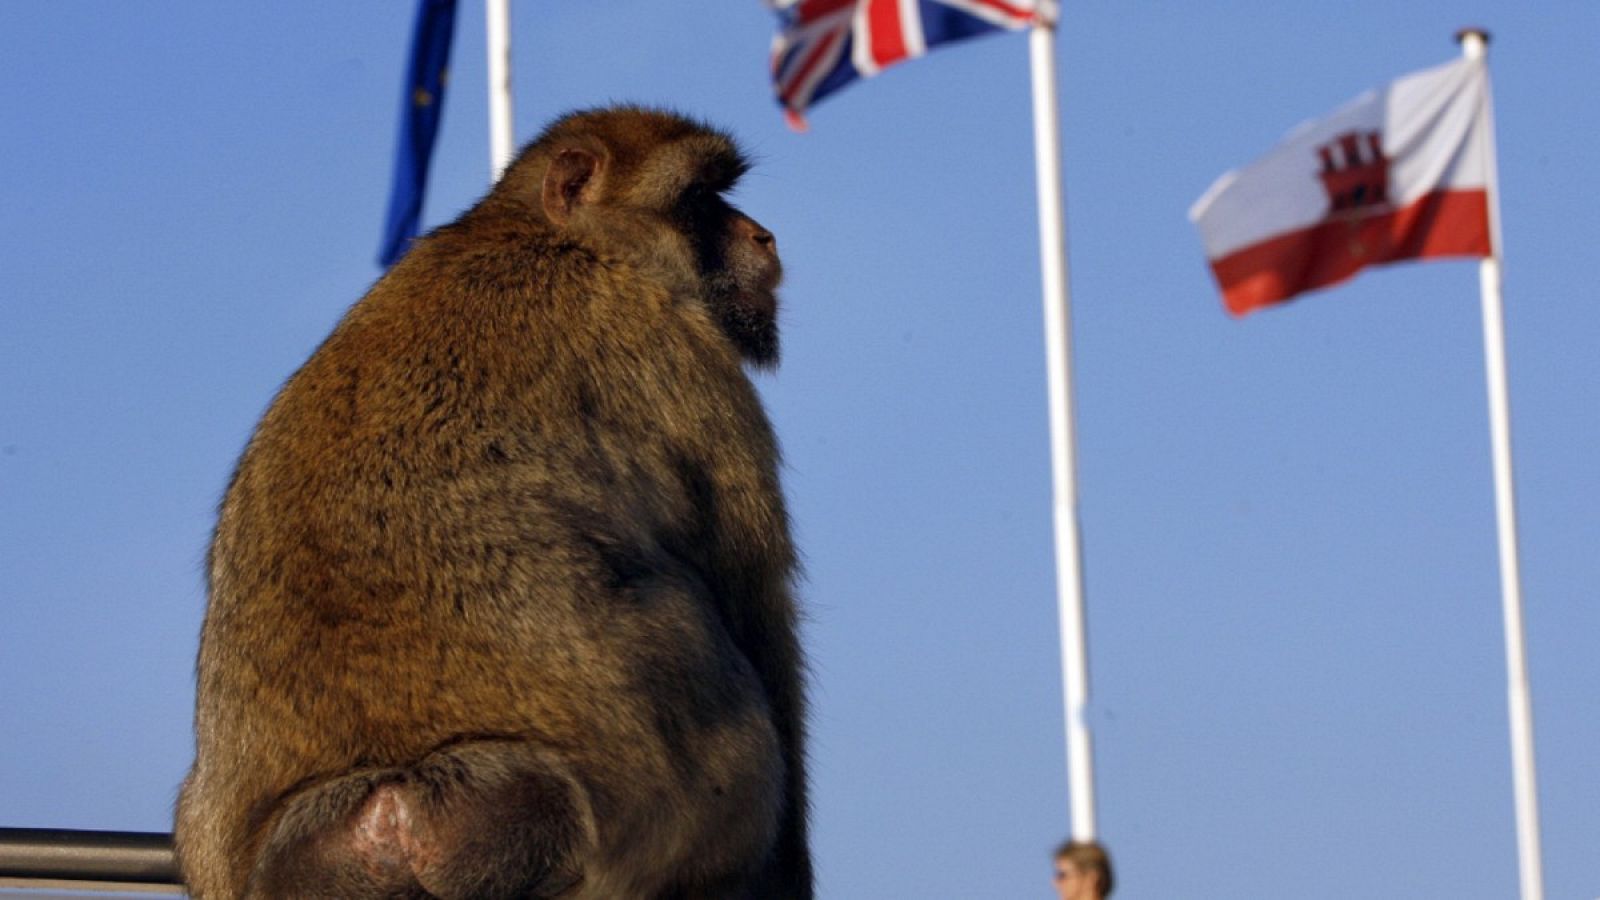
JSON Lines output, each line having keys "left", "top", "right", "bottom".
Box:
{"left": 0, "top": 829, "right": 182, "bottom": 894}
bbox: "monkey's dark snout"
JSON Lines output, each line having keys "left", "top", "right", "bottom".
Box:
{"left": 736, "top": 215, "right": 778, "bottom": 257}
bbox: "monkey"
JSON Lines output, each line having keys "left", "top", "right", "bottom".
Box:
{"left": 174, "top": 106, "right": 810, "bottom": 899}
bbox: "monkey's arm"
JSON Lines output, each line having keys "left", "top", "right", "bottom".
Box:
{"left": 659, "top": 460, "right": 812, "bottom": 899}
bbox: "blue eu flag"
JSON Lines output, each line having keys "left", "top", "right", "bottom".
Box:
{"left": 379, "top": 0, "right": 459, "bottom": 267}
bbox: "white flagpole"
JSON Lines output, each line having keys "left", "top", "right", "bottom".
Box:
{"left": 1028, "top": 1, "right": 1097, "bottom": 841}
{"left": 485, "top": 0, "right": 515, "bottom": 180}
{"left": 1458, "top": 28, "right": 1544, "bottom": 900}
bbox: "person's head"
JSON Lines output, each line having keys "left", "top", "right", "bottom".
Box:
{"left": 1052, "top": 839, "right": 1114, "bottom": 900}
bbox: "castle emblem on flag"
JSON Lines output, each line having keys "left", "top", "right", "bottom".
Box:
{"left": 1317, "top": 131, "right": 1391, "bottom": 214}
{"left": 1189, "top": 57, "right": 1494, "bottom": 316}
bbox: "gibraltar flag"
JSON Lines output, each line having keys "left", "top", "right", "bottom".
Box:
{"left": 1190, "top": 56, "right": 1495, "bottom": 316}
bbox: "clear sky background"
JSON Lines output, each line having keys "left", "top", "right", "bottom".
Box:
{"left": 3, "top": 3, "right": 1598, "bottom": 898}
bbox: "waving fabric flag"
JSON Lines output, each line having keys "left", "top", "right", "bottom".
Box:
{"left": 379, "top": 0, "right": 459, "bottom": 267}
{"left": 1189, "top": 56, "right": 1494, "bottom": 316}
{"left": 768, "top": 0, "right": 1038, "bottom": 128}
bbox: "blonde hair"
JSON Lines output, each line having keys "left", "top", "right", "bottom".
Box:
{"left": 1054, "top": 839, "right": 1114, "bottom": 897}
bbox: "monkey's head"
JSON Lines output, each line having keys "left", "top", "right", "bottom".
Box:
{"left": 493, "top": 106, "right": 783, "bottom": 367}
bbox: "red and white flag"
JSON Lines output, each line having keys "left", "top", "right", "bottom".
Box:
{"left": 1190, "top": 56, "right": 1495, "bottom": 316}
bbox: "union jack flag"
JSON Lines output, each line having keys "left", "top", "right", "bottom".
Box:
{"left": 768, "top": 0, "right": 1042, "bottom": 128}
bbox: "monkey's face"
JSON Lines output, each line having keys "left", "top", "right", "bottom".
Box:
{"left": 522, "top": 108, "right": 784, "bottom": 367}
{"left": 680, "top": 189, "right": 783, "bottom": 368}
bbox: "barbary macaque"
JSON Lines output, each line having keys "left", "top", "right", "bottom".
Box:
{"left": 175, "top": 106, "right": 809, "bottom": 900}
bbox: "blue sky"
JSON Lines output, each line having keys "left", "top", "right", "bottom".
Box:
{"left": 3, "top": 3, "right": 1598, "bottom": 898}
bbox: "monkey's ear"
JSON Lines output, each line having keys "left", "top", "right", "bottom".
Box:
{"left": 542, "top": 148, "right": 602, "bottom": 226}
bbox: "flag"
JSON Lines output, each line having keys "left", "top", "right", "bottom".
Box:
{"left": 379, "top": 0, "right": 459, "bottom": 267}
{"left": 768, "top": 0, "right": 1040, "bottom": 128}
{"left": 1189, "top": 56, "right": 1494, "bottom": 316}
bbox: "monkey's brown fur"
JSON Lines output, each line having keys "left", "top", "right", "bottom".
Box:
{"left": 176, "top": 107, "right": 809, "bottom": 899}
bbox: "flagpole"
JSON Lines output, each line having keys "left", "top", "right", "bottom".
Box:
{"left": 1028, "top": 1, "right": 1097, "bottom": 841}
{"left": 1457, "top": 28, "right": 1544, "bottom": 900}
{"left": 485, "top": 0, "right": 515, "bottom": 180}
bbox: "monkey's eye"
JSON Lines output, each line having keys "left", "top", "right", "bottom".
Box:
{"left": 679, "top": 184, "right": 713, "bottom": 211}
{"left": 676, "top": 184, "right": 729, "bottom": 227}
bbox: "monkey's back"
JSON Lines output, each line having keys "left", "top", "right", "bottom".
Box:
{"left": 180, "top": 221, "right": 796, "bottom": 894}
